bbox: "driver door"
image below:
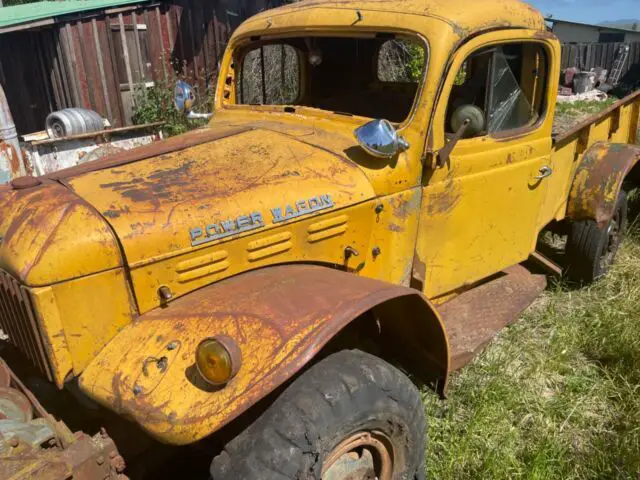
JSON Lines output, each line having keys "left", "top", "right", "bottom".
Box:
{"left": 416, "top": 32, "right": 558, "bottom": 299}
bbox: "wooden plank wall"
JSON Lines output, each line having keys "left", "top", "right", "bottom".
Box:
{"left": 0, "top": 0, "right": 282, "bottom": 134}
{"left": 560, "top": 42, "right": 640, "bottom": 82}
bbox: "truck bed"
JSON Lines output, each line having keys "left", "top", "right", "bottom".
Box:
{"left": 548, "top": 90, "right": 640, "bottom": 221}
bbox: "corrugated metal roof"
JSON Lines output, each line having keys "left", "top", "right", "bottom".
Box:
{"left": 0, "top": 0, "right": 150, "bottom": 29}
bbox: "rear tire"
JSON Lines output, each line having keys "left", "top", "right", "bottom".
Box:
{"left": 210, "top": 349, "right": 426, "bottom": 480}
{"left": 565, "top": 189, "right": 628, "bottom": 284}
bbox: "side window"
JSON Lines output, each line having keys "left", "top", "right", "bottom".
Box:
{"left": 445, "top": 43, "right": 548, "bottom": 137}
{"left": 237, "top": 44, "right": 300, "bottom": 105}
{"left": 377, "top": 38, "right": 425, "bottom": 83}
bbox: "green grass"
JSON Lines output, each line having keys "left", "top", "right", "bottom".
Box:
{"left": 554, "top": 98, "right": 618, "bottom": 117}
{"left": 424, "top": 226, "right": 640, "bottom": 479}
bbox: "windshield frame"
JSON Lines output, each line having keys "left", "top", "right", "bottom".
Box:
{"left": 218, "top": 29, "right": 431, "bottom": 130}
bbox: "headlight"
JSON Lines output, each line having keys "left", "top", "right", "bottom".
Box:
{"left": 195, "top": 336, "right": 241, "bottom": 385}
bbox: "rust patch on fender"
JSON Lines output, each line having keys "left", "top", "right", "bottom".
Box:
{"left": 567, "top": 143, "right": 640, "bottom": 228}
{"left": 79, "top": 265, "right": 449, "bottom": 445}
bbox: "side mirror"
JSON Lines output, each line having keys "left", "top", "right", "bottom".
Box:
{"left": 174, "top": 80, "right": 213, "bottom": 120}
{"left": 435, "top": 105, "right": 486, "bottom": 168}
{"left": 354, "top": 119, "right": 409, "bottom": 158}
{"left": 450, "top": 104, "right": 485, "bottom": 139}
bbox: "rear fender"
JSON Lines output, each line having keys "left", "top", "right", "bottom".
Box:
{"left": 78, "top": 265, "right": 449, "bottom": 445}
{"left": 567, "top": 142, "right": 640, "bottom": 228}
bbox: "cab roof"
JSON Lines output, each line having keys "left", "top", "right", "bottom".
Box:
{"left": 247, "top": 0, "right": 545, "bottom": 36}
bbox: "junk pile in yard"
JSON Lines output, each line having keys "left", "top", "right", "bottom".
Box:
{"left": 558, "top": 67, "right": 610, "bottom": 103}
{"left": 0, "top": 83, "right": 164, "bottom": 183}
{"left": 557, "top": 44, "right": 632, "bottom": 104}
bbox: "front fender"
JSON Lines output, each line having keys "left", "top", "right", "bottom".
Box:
{"left": 567, "top": 142, "right": 640, "bottom": 228}
{"left": 79, "top": 265, "right": 449, "bottom": 445}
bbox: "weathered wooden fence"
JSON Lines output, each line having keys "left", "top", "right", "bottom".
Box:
{"left": 0, "top": 0, "right": 285, "bottom": 134}
{"left": 560, "top": 41, "right": 640, "bottom": 82}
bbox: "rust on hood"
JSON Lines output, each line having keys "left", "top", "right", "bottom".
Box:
{"left": 0, "top": 181, "right": 122, "bottom": 286}
{"left": 45, "top": 124, "right": 252, "bottom": 181}
{"left": 78, "top": 264, "right": 449, "bottom": 445}
{"left": 65, "top": 127, "right": 376, "bottom": 268}
{"left": 567, "top": 142, "right": 640, "bottom": 228}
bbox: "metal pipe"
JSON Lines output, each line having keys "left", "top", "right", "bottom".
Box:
{"left": 0, "top": 83, "right": 25, "bottom": 179}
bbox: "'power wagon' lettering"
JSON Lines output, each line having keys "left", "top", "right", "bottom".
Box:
{"left": 190, "top": 194, "right": 335, "bottom": 247}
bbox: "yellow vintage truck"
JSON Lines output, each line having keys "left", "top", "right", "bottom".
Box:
{"left": 1, "top": 0, "right": 639, "bottom": 478}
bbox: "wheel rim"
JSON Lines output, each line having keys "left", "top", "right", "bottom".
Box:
{"left": 599, "top": 207, "right": 623, "bottom": 273}
{"left": 321, "top": 431, "right": 394, "bottom": 480}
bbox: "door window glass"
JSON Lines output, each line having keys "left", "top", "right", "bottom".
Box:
{"left": 445, "top": 43, "right": 548, "bottom": 137}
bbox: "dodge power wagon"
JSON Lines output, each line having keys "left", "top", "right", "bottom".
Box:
{"left": 1, "top": 0, "right": 639, "bottom": 478}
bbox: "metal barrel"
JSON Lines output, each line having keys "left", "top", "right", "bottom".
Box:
{"left": 45, "top": 108, "right": 104, "bottom": 138}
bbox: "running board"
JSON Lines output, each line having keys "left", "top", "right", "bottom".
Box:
{"left": 437, "top": 265, "right": 547, "bottom": 370}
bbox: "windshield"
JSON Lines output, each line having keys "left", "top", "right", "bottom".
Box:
{"left": 234, "top": 35, "right": 427, "bottom": 123}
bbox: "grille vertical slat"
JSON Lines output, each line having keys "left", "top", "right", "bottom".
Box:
{"left": 5, "top": 278, "right": 33, "bottom": 363}
{"left": 0, "top": 270, "right": 52, "bottom": 380}
{"left": 19, "top": 287, "right": 52, "bottom": 380}
{"left": 0, "top": 277, "right": 21, "bottom": 355}
{"left": 6, "top": 277, "right": 37, "bottom": 365}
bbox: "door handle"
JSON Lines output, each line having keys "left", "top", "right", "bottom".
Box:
{"left": 535, "top": 166, "right": 553, "bottom": 180}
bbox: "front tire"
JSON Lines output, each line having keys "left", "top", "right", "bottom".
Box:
{"left": 565, "top": 189, "right": 628, "bottom": 284}
{"left": 210, "top": 349, "right": 426, "bottom": 480}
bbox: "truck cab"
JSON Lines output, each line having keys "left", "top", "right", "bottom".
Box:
{"left": 1, "top": 1, "right": 639, "bottom": 479}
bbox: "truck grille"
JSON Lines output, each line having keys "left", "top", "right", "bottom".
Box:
{"left": 0, "top": 271, "right": 52, "bottom": 380}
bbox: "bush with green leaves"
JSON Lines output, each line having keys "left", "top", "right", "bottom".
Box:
{"left": 132, "top": 80, "right": 210, "bottom": 137}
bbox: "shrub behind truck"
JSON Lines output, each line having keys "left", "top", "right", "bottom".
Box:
{"left": 0, "top": 0, "right": 639, "bottom": 478}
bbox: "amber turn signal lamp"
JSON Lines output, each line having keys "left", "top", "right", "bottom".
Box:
{"left": 195, "top": 336, "right": 241, "bottom": 386}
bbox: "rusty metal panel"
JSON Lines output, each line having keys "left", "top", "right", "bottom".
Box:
{"left": 567, "top": 142, "right": 640, "bottom": 227}
{"left": 79, "top": 264, "right": 447, "bottom": 444}
{"left": 438, "top": 265, "right": 547, "bottom": 370}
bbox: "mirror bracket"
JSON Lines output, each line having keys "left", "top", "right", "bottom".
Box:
{"left": 435, "top": 118, "right": 470, "bottom": 169}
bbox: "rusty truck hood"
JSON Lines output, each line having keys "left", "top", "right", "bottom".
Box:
{"left": 0, "top": 181, "right": 123, "bottom": 286}
{"left": 62, "top": 124, "right": 375, "bottom": 268}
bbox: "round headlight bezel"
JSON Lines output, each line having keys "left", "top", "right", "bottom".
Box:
{"left": 195, "top": 335, "right": 242, "bottom": 386}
